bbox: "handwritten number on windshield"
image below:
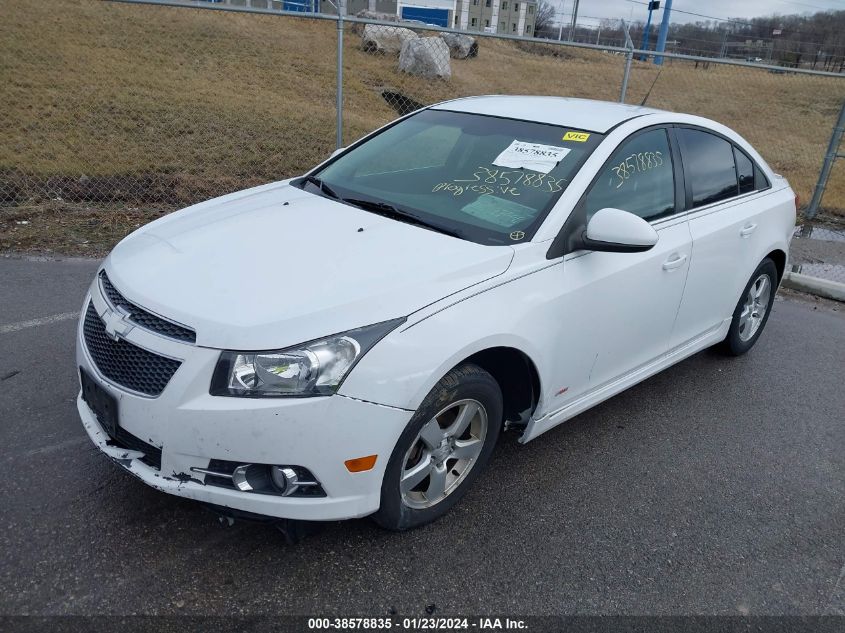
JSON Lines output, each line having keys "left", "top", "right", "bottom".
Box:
{"left": 449, "top": 166, "right": 565, "bottom": 194}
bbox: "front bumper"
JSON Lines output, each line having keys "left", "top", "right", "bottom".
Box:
{"left": 76, "top": 288, "right": 413, "bottom": 522}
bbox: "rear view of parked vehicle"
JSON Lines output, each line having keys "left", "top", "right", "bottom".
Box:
{"left": 75, "top": 96, "right": 795, "bottom": 531}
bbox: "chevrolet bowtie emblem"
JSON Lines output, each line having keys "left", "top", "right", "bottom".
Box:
{"left": 102, "top": 308, "right": 134, "bottom": 342}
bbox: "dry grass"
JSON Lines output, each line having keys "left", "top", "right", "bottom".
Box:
{"left": 1, "top": 0, "right": 844, "bottom": 253}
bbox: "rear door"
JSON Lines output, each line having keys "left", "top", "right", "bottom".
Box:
{"left": 669, "top": 127, "right": 772, "bottom": 350}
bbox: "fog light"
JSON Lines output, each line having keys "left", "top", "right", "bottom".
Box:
{"left": 270, "top": 466, "right": 298, "bottom": 495}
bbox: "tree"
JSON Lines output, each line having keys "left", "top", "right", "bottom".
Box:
{"left": 533, "top": 1, "right": 557, "bottom": 39}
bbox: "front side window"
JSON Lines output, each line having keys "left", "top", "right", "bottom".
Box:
{"left": 583, "top": 128, "right": 675, "bottom": 222}
{"left": 677, "top": 128, "right": 738, "bottom": 207}
{"left": 307, "top": 110, "right": 604, "bottom": 245}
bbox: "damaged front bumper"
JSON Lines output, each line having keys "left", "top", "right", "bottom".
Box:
{"left": 76, "top": 388, "right": 412, "bottom": 521}
{"left": 75, "top": 290, "right": 413, "bottom": 522}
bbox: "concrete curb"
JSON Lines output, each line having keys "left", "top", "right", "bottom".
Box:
{"left": 782, "top": 271, "right": 845, "bottom": 302}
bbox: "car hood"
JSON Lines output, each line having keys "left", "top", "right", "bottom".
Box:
{"left": 105, "top": 182, "right": 514, "bottom": 349}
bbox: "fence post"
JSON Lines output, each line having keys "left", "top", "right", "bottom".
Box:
{"left": 620, "top": 20, "right": 634, "bottom": 104}
{"left": 335, "top": 0, "right": 345, "bottom": 149}
{"left": 806, "top": 98, "right": 845, "bottom": 220}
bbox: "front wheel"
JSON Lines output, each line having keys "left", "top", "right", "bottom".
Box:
{"left": 721, "top": 258, "right": 778, "bottom": 356}
{"left": 372, "top": 363, "right": 502, "bottom": 531}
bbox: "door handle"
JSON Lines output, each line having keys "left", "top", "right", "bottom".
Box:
{"left": 740, "top": 223, "right": 758, "bottom": 238}
{"left": 662, "top": 253, "right": 688, "bottom": 271}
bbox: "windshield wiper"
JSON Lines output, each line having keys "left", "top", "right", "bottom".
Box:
{"left": 300, "top": 175, "right": 340, "bottom": 200}
{"left": 342, "top": 198, "right": 462, "bottom": 238}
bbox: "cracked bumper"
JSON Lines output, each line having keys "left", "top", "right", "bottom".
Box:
{"left": 76, "top": 307, "right": 414, "bottom": 521}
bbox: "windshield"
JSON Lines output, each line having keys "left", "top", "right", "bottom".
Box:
{"left": 302, "top": 109, "right": 605, "bottom": 245}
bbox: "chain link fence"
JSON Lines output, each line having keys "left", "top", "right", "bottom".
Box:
{"left": 345, "top": 20, "right": 627, "bottom": 140}
{"left": 1, "top": 0, "right": 844, "bottom": 254}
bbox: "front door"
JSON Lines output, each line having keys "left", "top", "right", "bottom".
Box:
{"left": 529, "top": 127, "right": 691, "bottom": 438}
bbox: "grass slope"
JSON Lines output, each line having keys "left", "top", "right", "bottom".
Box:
{"left": 1, "top": 0, "right": 843, "bottom": 253}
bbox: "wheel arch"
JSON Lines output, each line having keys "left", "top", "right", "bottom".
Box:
{"left": 765, "top": 248, "right": 787, "bottom": 283}
{"left": 457, "top": 346, "right": 542, "bottom": 430}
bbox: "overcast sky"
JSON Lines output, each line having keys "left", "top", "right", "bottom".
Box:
{"left": 555, "top": 0, "right": 845, "bottom": 26}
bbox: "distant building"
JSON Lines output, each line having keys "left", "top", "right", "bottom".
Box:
{"left": 203, "top": 0, "right": 536, "bottom": 36}
{"left": 453, "top": 0, "right": 536, "bottom": 37}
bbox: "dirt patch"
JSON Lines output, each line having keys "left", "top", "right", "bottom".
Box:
{"left": 0, "top": 201, "right": 174, "bottom": 256}
{"left": 381, "top": 90, "right": 427, "bottom": 116}
{"left": 0, "top": 169, "right": 265, "bottom": 208}
{"left": 511, "top": 40, "right": 576, "bottom": 60}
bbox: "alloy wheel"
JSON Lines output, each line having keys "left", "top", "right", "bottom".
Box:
{"left": 400, "top": 399, "right": 488, "bottom": 510}
{"left": 738, "top": 273, "right": 772, "bottom": 342}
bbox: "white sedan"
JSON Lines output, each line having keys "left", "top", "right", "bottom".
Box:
{"left": 76, "top": 96, "right": 795, "bottom": 531}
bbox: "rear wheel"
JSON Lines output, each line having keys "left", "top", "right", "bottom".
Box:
{"left": 372, "top": 363, "right": 502, "bottom": 531}
{"left": 721, "top": 258, "right": 778, "bottom": 356}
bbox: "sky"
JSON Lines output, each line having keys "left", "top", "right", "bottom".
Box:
{"left": 553, "top": 0, "right": 845, "bottom": 27}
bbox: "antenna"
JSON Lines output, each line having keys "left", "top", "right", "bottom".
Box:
{"left": 640, "top": 67, "right": 663, "bottom": 106}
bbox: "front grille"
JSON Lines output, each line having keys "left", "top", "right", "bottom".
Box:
{"left": 107, "top": 426, "right": 162, "bottom": 470}
{"left": 99, "top": 271, "right": 196, "bottom": 343}
{"left": 83, "top": 302, "right": 181, "bottom": 396}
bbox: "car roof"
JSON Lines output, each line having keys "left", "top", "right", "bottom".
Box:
{"left": 430, "top": 96, "right": 665, "bottom": 134}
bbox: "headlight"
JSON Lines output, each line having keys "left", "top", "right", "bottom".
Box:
{"left": 210, "top": 318, "right": 405, "bottom": 398}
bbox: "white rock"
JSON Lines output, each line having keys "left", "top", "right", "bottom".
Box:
{"left": 398, "top": 37, "right": 452, "bottom": 79}
{"left": 351, "top": 10, "right": 401, "bottom": 34}
{"left": 439, "top": 32, "right": 478, "bottom": 59}
{"left": 361, "top": 24, "right": 418, "bottom": 55}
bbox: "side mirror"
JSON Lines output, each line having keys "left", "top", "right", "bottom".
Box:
{"left": 582, "top": 208, "right": 658, "bottom": 253}
{"left": 330, "top": 147, "right": 346, "bottom": 159}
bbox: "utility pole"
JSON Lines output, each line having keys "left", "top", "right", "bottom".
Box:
{"left": 557, "top": 0, "right": 566, "bottom": 41}
{"left": 567, "top": 0, "right": 580, "bottom": 42}
{"left": 639, "top": 1, "right": 659, "bottom": 61}
{"left": 654, "top": 0, "right": 672, "bottom": 65}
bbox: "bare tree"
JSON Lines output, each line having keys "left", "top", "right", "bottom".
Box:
{"left": 534, "top": 1, "right": 557, "bottom": 38}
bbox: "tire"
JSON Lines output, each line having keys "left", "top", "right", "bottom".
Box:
{"left": 721, "top": 258, "right": 778, "bottom": 356}
{"left": 372, "top": 363, "right": 503, "bottom": 531}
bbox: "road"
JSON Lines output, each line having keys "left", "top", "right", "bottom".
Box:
{"left": 0, "top": 255, "right": 843, "bottom": 616}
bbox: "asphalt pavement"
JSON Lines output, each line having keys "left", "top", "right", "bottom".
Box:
{"left": 0, "top": 255, "right": 843, "bottom": 616}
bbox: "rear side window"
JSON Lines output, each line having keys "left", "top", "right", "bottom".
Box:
{"left": 734, "top": 148, "right": 755, "bottom": 194}
{"left": 677, "top": 128, "right": 738, "bottom": 207}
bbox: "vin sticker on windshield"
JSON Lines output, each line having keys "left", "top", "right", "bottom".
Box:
{"left": 492, "top": 141, "right": 571, "bottom": 174}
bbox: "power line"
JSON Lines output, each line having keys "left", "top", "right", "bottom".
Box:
{"left": 623, "top": 0, "right": 767, "bottom": 28}
{"left": 621, "top": 0, "right": 845, "bottom": 52}
{"left": 775, "top": 0, "right": 839, "bottom": 11}
{"left": 624, "top": 0, "right": 844, "bottom": 29}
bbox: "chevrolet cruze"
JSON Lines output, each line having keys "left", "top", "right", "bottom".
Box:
{"left": 76, "top": 96, "right": 795, "bottom": 531}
